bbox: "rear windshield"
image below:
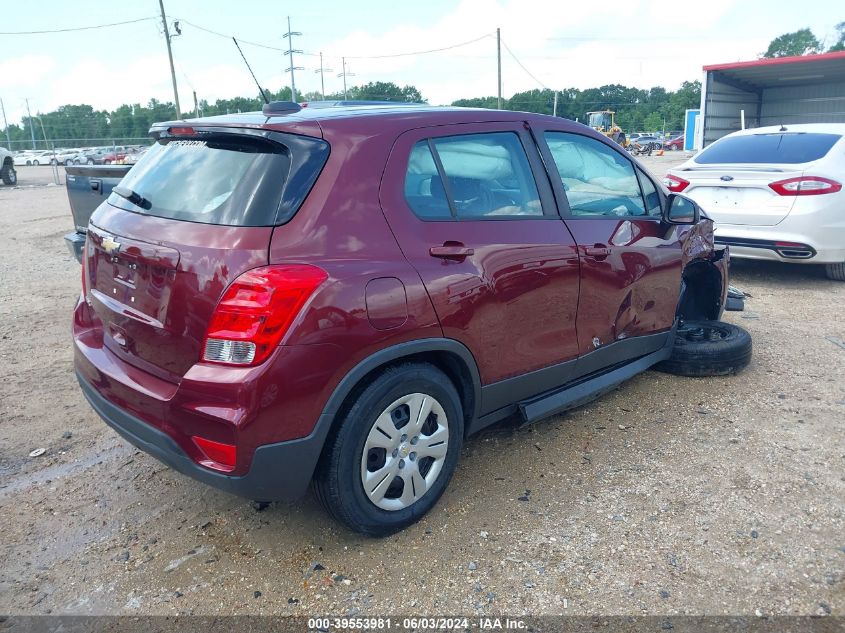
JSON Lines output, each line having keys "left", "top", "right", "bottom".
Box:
{"left": 695, "top": 132, "right": 841, "bottom": 165}
{"left": 109, "top": 131, "right": 329, "bottom": 226}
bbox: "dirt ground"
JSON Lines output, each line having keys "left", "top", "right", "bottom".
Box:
{"left": 0, "top": 159, "right": 842, "bottom": 617}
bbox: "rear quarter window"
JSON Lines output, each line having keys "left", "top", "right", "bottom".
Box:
{"left": 109, "top": 131, "right": 329, "bottom": 226}
{"left": 695, "top": 133, "right": 841, "bottom": 164}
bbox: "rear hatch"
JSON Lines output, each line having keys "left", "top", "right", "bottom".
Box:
{"left": 83, "top": 126, "right": 329, "bottom": 382}
{"left": 676, "top": 131, "right": 841, "bottom": 226}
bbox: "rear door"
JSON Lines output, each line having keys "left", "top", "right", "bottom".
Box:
{"left": 537, "top": 127, "right": 683, "bottom": 362}
{"left": 83, "top": 127, "right": 329, "bottom": 382}
{"left": 380, "top": 122, "right": 581, "bottom": 394}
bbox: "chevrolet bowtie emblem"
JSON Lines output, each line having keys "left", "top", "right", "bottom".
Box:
{"left": 102, "top": 235, "right": 121, "bottom": 256}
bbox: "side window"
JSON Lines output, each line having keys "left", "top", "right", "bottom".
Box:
{"left": 404, "top": 141, "right": 452, "bottom": 219}
{"left": 544, "top": 132, "right": 646, "bottom": 217}
{"left": 636, "top": 167, "right": 662, "bottom": 217}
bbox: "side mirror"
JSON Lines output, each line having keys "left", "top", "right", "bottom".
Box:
{"left": 663, "top": 193, "right": 700, "bottom": 225}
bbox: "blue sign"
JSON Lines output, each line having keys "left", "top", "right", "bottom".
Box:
{"left": 684, "top": 109, "right": 700, "bottom": 151}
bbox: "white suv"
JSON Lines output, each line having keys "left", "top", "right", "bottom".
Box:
{"left": 664, "top": 124, "right": 845, "bottom": 280}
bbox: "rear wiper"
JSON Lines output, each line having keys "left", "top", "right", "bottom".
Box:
{"left": 113, "top": 186, "right": 152, "bottom": 210}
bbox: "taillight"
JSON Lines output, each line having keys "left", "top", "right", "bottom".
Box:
{"left": 81, "top": 261, "right": 87, "bottom": 297}
{"left": 191, "top": 436, "right": 236, "bottom": 472}
{"left": 202, "top": 264, "right": 328, "bottom": 366}
{"left": 663, "top": 174, "right": 690, "bottom": 192}
{"left": 769, "top": 176, "right": 842, "bottom": 196}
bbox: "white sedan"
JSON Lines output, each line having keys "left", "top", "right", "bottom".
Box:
{"left": 665, "top": 124, "right": 845, "bottom": 281}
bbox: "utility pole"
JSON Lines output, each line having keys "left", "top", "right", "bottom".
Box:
{"left": 553, "top": 90, "right": 558, "bottom": 117}
{"left": 193, "top": 91, "right": 199, "bottom": 118}
{"left": 25, "top": 98, "right": 36, "bottom": 149}
{"left": 315, "top": 52, "right": 333, "bottom": 100}
{"left": 158, "top": 0, "right": 181, "bottom": 119}
{"left": 338, "top": 57, "right": 355, "bottom": 100}
{"left": 0, "top": 99, "right": 11, "bottom": 148}
{"left": 496, "top": 27, "right": 502, "bottom": 110}
{"left": 283, "top": 17, "right": 303, "bottom": 103}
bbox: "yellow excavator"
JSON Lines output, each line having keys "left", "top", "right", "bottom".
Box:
{"left": 587, "top": 110, "right": 627, "bottom": 147}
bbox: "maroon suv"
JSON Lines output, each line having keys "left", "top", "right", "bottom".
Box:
{"left": 74, "top": 103, "right": 737, "bottom": 535}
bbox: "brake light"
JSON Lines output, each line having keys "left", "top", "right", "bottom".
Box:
{"left": 168, "top": 126, "right": 195, "bottom": 136}
{"left": 202, "top": 264, "right": 328, "bottom": 366}
{"left": 663, "top": 174, "right": 690, "bottom": 192}
{"left": 769, "top": 176, "right": 842, "bottom": 196}
{"left": 191, "top": 436, "right": 237, "bottom": 472}
{"left": 81, "top": 261, "right": 87, "bottom": 297}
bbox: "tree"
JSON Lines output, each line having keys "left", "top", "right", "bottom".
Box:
{"left": 762, "top": 28, "right": 820, "bottom": 58}
{"left": 828, "top": 22, "right": 845, "bottom": 52}
{"left": 345, "top": 81, "right": 424, "bottom": 102}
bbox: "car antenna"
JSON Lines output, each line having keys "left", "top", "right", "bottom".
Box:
{"left": 779, "top": 123, "right": 787, "bottom": 131}
{"left": 232, "top": 37, "right": 269, "bottom": 104}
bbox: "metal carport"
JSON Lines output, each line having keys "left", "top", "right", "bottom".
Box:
{"left": 700, "top": 51, "right": 845, "bottom": 147}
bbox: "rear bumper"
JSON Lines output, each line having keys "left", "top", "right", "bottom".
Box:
{"left": 77, "top": 370, "right": 330, "bottom": 502}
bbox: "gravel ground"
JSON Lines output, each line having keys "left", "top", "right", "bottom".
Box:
{"left": 0, "top": 160, "right": 843, "bottom": 617}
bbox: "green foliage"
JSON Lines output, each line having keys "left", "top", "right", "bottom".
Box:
{"left": 829, "top": 22, "right": 845, "bottom": 52}
{"left": 451, "top": 81, "right": 701, "bottom": 132}
{"left": 762, "top": 28, "right": 820, "bottom": 58}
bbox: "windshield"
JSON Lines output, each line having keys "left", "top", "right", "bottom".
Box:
{"left": 589, "top": 113, "right": 611, "bottom": 128}
{"left": 695, "top": 132, "right": 841, "bottom": 165}
{"left": 108, "top": 131, "right": 329, "bottom": 226}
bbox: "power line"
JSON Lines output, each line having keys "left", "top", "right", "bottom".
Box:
{"left": 345, "top": 33, "right": 494, "bottom": 59}
{"left": 177, "top": 18, "right": 491, "bottom": 60}
{"left": 0, "top": 16, "right": 156, "bottom": 35}
{"left": 500, "top": 39, "right": 549, "bottom": 91}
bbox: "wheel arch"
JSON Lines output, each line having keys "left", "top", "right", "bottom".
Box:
{"left": 320, "top": 339, "right": 482, "bottom": 443}
{"left": 677, "top": 257, "right": 725, "bottom": 322}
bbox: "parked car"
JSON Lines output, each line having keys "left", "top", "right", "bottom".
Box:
{"left": 0, "top": 146, "right": 15, "bottom": 185}
{"left": 50, "top": 148, "right": 80, "bottom": 166}
{"left": 664, "top": 135, "right": 684, "bottom": 151}
{"left": 76, "top": 148, "right": 115, "bottom": 165}
{"left": 72, "top": 103, "right": 748, "bottom": 535}
{"left": 664, "top": 123, "right": 845, "bottom": 281}
{"left": 15, "top": 150, "right": 53, "bottom": 166}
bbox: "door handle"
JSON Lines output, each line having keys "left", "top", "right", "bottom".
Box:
{"left": 584, "top": 244, "right": 611, "bottom": 260}
{"left": 429, "top": 243, "right": 474, "bottom": 260}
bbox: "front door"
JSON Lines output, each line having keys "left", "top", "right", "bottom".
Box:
{"left": 380, "top": 122, "right": 581, "bottom": 405}
{"left": 536, "top": 128, "right": 684, "bottom": 364}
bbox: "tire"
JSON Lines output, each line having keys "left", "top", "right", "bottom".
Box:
{"left": 654, "top": 320, "right": 752, "bottom": 377}
{"left": 32, "top": 160, "right": 40, "bottom": 166}
{"left": 86, "top": 159, "right": 94, "bottom": 165}
{"left": 825, "top": 262, "right": 845, "bottom": 281}
{"left": 314, "top": 363, "right": 464, "bottom": 536}
{"left": 617, "top": 133, "right": 626, "bottom": 147}
{"left": 50, "top": 158, "right": 57, "bottom": 166}
{"left": 1, "top": 162, "right": 16, "bottom": 185}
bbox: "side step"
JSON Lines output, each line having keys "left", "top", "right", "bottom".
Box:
{"left": 518, "top": 335, "right": 674, "bottom": 425}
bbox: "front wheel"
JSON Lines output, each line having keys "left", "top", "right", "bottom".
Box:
{"left": 314, "top": 363, "right": 464, "bottom": 536}
{"left": 1, "top": 163, "right": 16, "bottom": 185}
{"left": 654, "top": 320, "right": 752, "bottom": 377}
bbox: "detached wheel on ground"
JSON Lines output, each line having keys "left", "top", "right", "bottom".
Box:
{"left": 825, "top": 262, "right": 845, "bottom": 281}
{"left": 314, "top": 363, "right": 464, "bottom": 536}
{"left": 1, "top": 163, "right": 16, "bottom": 186}
{"left": 655, "top": 320, "right": 752, "bottom": 377}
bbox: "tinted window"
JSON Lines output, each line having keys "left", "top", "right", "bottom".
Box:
{"left": 432, "top": 133, "right": 542, "bottom": 218}
{"left": 109, "top": 132, "right": 328, "bottom": 226}
{"left": 695, "top": 133, "right": 841, "bottom": 164}
{"left": 404, "top": 141, "right": 452, "bottom": 219}
{"left": 636, "top": 167, "right": 662, "bottom": 217}
{"left": 544, "top": 132, "right": 646, "bottom": 217}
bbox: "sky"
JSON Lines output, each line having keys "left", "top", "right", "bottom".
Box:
{"left": 0, "top": 0, "right": 842, "bottom": 126}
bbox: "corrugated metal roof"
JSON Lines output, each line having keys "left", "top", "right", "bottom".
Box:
{"left": 703, "top": 51, "right": 845, "bottom": 89}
